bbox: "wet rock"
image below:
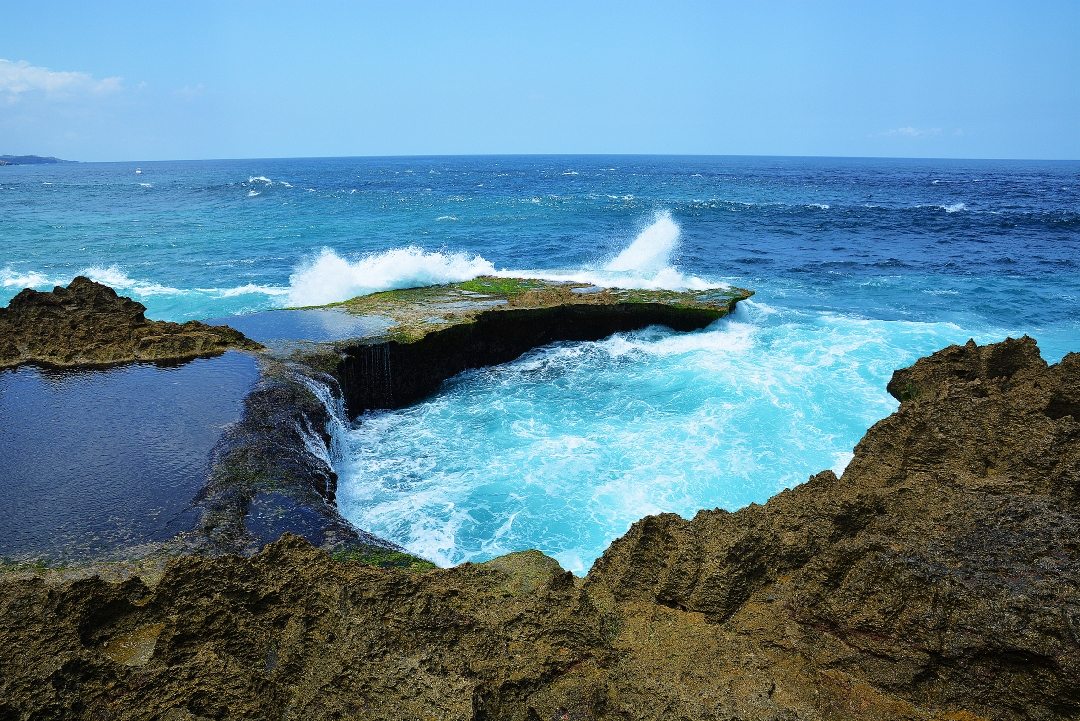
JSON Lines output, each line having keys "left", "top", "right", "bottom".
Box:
{"left": 586, "top": 335, "right": 1080, "bottom": 719}
{"left": 1, "top": 337, "right": 1077, "bottom": 719}
{"left": 0, "top": 276, "right": 261, "bottom": 368}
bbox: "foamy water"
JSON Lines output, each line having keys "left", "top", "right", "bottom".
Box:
{"left": 334, "top": 302, "right": 991, "bottom": 573}
{"left": 3, "top": 156, "right": 1076, "bottom": 571}
{"left": 287, "top": 247, "right": 496, "bottom": 307}
{"left": 330, "top": 212, "right": 1007, "bottom": 572}
{"left": 1, "top": 214, "right": 714, "bottom": 311}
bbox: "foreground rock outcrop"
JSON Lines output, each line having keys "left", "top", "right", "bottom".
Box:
{"left": 0, "top": 277, "right": 260, "bottom": 367}
{"left": 1, "top": 337, "right": 1077, "bottom": 720}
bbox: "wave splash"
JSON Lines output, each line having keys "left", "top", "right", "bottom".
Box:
{"left": 3, "top": 212, "right": 720, "bottom": 315}
{"left": 605, "top": 211, "right": 680, "bottom": 273}
{"left": 286, "top": 247, "right": 497, "bottom": 307}
{"left": 494, "top": 211, "right": 722, "bottom": 292}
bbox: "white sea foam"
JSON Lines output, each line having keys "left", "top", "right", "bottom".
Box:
{"left": 1, "top": 267, "right": 55, "bottom": 289}
{"left": 216, "top": 283, "right": 290, "bottom": 298}
{"left": 247, "top": 190, "right": 260, "bottom": 197}
{"left": 494, "top": 211, "right": 724, "bottom": 292}
{"left": 808, "top": 203, "right": 830, "bottom": 210}
{"left": 943, "top": 202, "right": 966, "bottom": 213}
{"left": 286, "top": 247, "right": 497, "bottom": 307}
{"left": 80, "top": 266, "right": 185, "bottom": 296}
{"left": 280, "top": 212, "right": 725, "bottom": 307}
{"left": 248, "top": 176, "right": 272, "bottom": 184}
{"left": 336, "top": 302, "right": 990, "bottom": 571}
{"left": 139, "top": 183, "right": 152, "bottom": 188}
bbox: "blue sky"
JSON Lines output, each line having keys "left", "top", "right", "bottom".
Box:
{"left": 1, "top": 1, "right": 1077, "bottom": 161}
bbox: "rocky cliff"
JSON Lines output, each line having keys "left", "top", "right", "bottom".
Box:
{"left": 1, "top": 336, "right": 1077, "bottom": 720}
{"left": 0, "top": 277, "right": 261, "bottom": 368}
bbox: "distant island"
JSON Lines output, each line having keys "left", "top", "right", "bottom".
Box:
{"left": 0, "top": 155, "right": 77, "bottom": 165}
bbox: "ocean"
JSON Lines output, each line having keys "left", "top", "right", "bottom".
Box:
{"left": 2, "top": 155, "right": 1077, "bottom": 571}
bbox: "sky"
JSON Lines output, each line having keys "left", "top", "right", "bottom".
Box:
{"left": 1, "top": 1, "right": 1077, "bottom": 162}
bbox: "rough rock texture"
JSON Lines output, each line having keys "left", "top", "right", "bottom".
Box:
{"left": 0, "top": 277, "right": 260, "bottom": 367}
{"left": 1, "top": 337, "right": 1077, "bottom": 720}
{"left": 586, "top": 336, "right": 1080, "bottom": 720}
{"left": 0, "top": 538, "right": 605, "bottom": 720}
{"left": 191, "top": 362, "right": 406, "bottom": 561}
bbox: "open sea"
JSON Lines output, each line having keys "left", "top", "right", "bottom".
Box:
{"left": 2, "top": 156, "right": 1078, "bottom": 571}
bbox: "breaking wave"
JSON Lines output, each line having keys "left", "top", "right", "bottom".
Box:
{"left": 286, "top": 247, "right": 497, "bottom": 307}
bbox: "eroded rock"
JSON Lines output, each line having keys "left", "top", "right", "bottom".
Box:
{"left": 0, "top": 276, "right": 261, "bottom": 367}
{"left": 1, "top": 337, "right": 1077, "bottom": 720}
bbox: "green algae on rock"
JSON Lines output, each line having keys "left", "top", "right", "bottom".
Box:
{"left": 0, "top": 276, "right": 261, "bottom": 368}
{"left": 323, "top": 275, "right": 752, "bottom": 344}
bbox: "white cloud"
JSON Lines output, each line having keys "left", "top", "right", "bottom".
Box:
{"left": 173, "top": 83, "right": 205, "bottom": 101}
{"left": 0, "top": 59, "right": 123, "bottom": 101}
{"left": 875, "top": 126, "right": 942, "bottom": 138}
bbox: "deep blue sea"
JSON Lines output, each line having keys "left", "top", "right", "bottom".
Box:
{"left": 2, "top": 156, "right": 1078, "bottom": 571}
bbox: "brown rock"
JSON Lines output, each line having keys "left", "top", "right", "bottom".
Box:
{"left": 0, "top": 276, "right": 261, "bottom": 367}
{"left": 0, "top": 336, "right": 1077, "bottom": 719}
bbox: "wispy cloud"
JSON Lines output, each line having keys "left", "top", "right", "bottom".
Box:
{"left": 173, "top": 83, "right": 205, "bottom": 101}
{"left": 0, "top": 59, "right": 122, "bottom": 102}
{"left": 874, "top": 126, "right": 942, "bottom": 138}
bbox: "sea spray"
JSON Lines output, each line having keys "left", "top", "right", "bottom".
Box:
{"left": 287, "top": 247, "right": 496, "bottom": 307}
{"left": 605, "top": 211, "right": 681, "bottom": 273}
{"left": 494, "top": 212, "right": 721, "bottom": 292}
{"left": 334, "top": 301, "right": 1008, "bottom": 572}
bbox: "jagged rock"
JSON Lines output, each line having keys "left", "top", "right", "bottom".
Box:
{"left": 0, "top": 535, "right": 607, "bottom": 720}
{"left": 586, "top": 335, "right": 1080, "bottom": 719}
{"left": 0, "top": 337, "right": 1077, "bottom": 720}
{"left": 0, "top": 276, "right": 261, "bottom": 367}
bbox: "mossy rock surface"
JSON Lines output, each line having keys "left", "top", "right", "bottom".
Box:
{"left": 322, "top": 276, "right": 753, "bottom": 343}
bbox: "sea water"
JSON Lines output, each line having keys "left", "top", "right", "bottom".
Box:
{"left": 2, "top": 156, "right": 1077, "bottom": 570}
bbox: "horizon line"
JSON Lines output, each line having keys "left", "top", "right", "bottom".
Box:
{"left": 4, "top": 152, "right": 1079, "bottom": 165}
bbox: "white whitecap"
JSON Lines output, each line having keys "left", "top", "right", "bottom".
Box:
{"left": 286, "top": 247, "right": 497, "bottom": 307}
{"left": 943, "top": 202, "right": 966, "bottom": 213}
{"left": 217, "top": 283, "right": 290, "bottom": 298}
{"left": 79, "top": 266, "right": 185, "bottom": 296}
{"left": 1, "top": 267, "right": 55, "bottom": 289}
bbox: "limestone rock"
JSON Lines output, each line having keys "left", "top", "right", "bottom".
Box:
{"left": 0, "top": 276, "right": 261, "bottom": 367}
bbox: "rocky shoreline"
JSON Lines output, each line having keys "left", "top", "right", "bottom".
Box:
{"left": 1, "top": 279, "right": 1077, "bottom": 719}
{"left": 0, "top": 336, "right": 1076, "bottom": 718}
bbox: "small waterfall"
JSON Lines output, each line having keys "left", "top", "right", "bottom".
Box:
{"left": 298, "top": 372, "right": 350, "bottom": 470}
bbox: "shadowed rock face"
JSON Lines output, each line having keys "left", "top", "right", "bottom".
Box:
{"left": 0, "top": 277, "right": 261, "bottom": 367}
{"left": 0, "top": 337, "right": 1077, "bottom": 720}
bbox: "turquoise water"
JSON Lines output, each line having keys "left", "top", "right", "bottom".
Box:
{"left": 2, "top": 156, "right": 1077, "bottom": 570}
